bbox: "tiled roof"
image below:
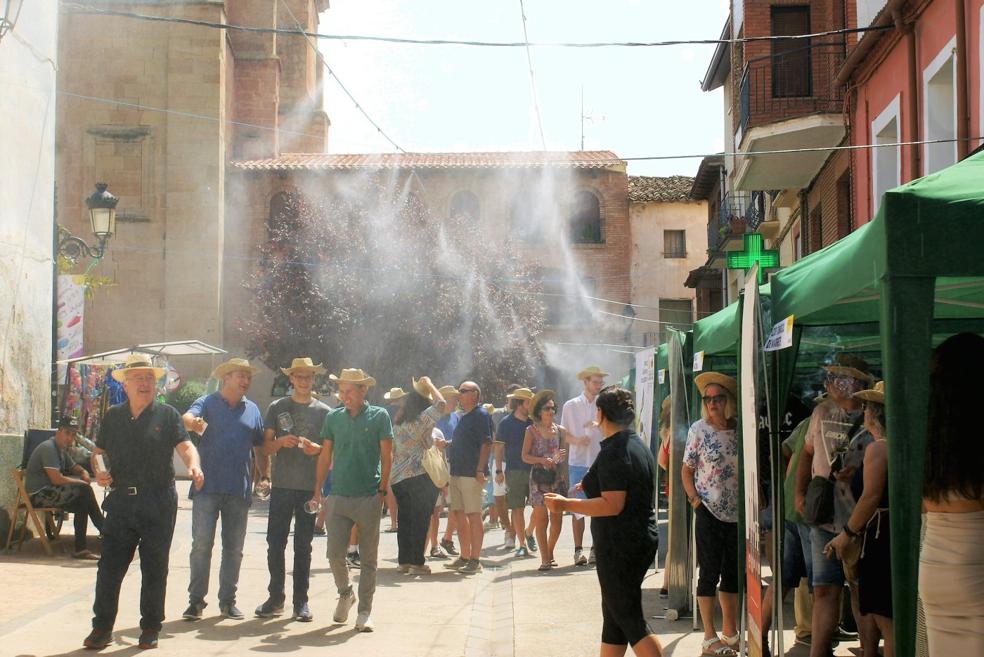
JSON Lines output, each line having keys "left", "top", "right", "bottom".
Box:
{"left": 233, "top": 151, "right": 625, "bottom": 171}
{"left": 627, "top": 175, "right": 697, "bottom": 203}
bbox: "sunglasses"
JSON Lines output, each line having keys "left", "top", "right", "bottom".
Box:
{"left": 702, "top": 394, "right": 727, "bottom": 405}
{"left": 542, "top": 404, "right": 557, "bottom": 412}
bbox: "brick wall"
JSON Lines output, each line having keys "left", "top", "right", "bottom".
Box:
{"left": 804, "top": 148, "right": 851, "bottom": 253}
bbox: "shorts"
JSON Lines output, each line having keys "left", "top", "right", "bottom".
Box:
{"left": 568, "top": 465, "right": 589, "bottom": 519}
{"left": 695, "top": 504, "right": 739, "bottom": 596}
{"left": 782, "top": 521, "right": 813, "bottom": 591}
{"left": 505, "top": 469, "right": 529, "bottom": 509}
{"left": 810, "top": 526, "right": 845, "bottom": 587}
{"left": 448, "top": 475, "right": 484, "bottom": 515}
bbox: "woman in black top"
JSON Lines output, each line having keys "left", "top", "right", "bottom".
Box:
{"left": 545, "top": 386, "right": 662, "bottom": 657}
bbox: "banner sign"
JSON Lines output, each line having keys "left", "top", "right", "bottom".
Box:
{"left": 634, "top": 347, "right": 656, "bottom": 447}
{"left": 657, "top": 369, "right": 666, "bottom": 385}
{"left": 56, "top": 275, "right": 86, "bottom": 380}
{"left": 763, "top": 315, "right": 795, "bottom": 352}
{"left": 693, "top": 350, "right": 705, "bottom": 372}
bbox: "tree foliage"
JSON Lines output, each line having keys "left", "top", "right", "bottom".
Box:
{"left": 243, "top": 180, "right": 546, "bottom": 401}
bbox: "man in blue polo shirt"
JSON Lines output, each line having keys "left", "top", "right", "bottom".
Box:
{"left": 181, "top": 358, "right": 265, "bottom": 621}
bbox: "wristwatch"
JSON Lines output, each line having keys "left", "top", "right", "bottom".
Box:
{"left": 495, "top": 469, "right": 503, "bottom": 474}
{"left": 377, "top": 488, "right": 387, "bottom": 495}
{"left": 844, "top": 525, "right": 859, "bottom": 540}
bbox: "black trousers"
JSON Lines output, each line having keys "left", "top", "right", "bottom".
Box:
{"left": 391, "top": 474, "right": 439, "bottom": 566}
{"left": 266, "top": 487, "right": 315, "bottom": 606}
{"left": 695, "top": 503, "right": 739, "bottom": 596}
{"left": 92, "top": 486, "right": 177, "bottom": 631}
{"left": 596, "top": 542, "right": 658, "bottom": 646}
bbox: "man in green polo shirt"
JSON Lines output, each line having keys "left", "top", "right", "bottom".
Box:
{"left": 313, "top": 368, "right": 393, "bottom": 633}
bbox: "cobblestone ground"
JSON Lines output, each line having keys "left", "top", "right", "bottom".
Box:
{"left": 1, "top": 484, "right": 859, "bottom": 657}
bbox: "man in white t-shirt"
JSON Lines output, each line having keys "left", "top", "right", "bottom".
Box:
{"left": 559, "top": 365, "right": 607, "bottom": 566}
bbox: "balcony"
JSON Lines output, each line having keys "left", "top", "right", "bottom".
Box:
{"left": 735, "top": 42, "right": 848, "bottom": 191}
{"left": 708, "top": 191, "right": 764, "bottom": 267}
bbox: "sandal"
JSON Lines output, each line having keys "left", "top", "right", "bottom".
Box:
{"left": 700, "top": 637, "right": 736, "bottom": 657}
{"left": 721, "top": 634, "right": 739, "bottom": 648}
{"left": 538, "top": 563, "right": 552, "bottom": 571}
{"left": 73, "top": 549, "right": 100, "bottom": 560}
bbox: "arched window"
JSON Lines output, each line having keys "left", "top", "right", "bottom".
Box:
{"left": 449, "top": 190, "right": 480, "bottom": 223}
{"left": 569, "top": 191, "right": 602, "bottom": 244}
{"left": 268, "top": 191, "right": 300, "bottom": 238}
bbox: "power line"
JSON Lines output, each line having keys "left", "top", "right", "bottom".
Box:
{"left": 277, "top": 0, "right": 404, "bottom": 153}
{"left": 517, "top": 0, "right": 546, "bottom": 150}
{"left": 62, "top": 4, "right": 892, "bottom": 49}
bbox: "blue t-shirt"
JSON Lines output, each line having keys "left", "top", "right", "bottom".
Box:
{"left": 435, "top": 411, "right": 459, "bottom": 443}
{"left": 448, "top": 407, "right": 493, "bottom": 477}
{"left": 496, "top": 413, "right": 532, "bottom": 471}
{"left": 188, "top": 392, "right": 264, "bottom": 501}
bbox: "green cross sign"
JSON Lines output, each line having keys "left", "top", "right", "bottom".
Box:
{"left": 727, "top": 233, "right": 779, "bottom": 283}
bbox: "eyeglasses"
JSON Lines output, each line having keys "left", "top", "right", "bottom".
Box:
{"left": 702, "top": 394, "right": 727, "bottom": 405}
{"left": 458, "top": 388, "right": 477, "bottom": 395}
{"left": 542, "top": 405, "right": 557, "bottom": 412}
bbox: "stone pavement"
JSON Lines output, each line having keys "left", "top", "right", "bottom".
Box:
{"left": 1, "top": 484, "right": 860, "bottom": 657}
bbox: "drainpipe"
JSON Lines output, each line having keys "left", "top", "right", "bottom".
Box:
{"left": 894, "top": 8, "right": 920, "bottom": 180}
{"left": 955, "top": 0, "right": 969, "bottom": 160}
{"left": 798, "top": 191, "right": 809, "bottom": 257}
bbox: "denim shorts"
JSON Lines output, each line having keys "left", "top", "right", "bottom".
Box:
{"left": 810, "top": 525, "right": 844, "bottom": 586}
{"left": 783, "top": 521, "right": 813, "bottom": 591}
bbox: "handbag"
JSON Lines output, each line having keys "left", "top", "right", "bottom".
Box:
{"left": 803, "top": 475, "right": 835, "bottom": 526}
{"left": 421, "top": 445, "right": 449, "bottom": 488}
{"left": 530, "top": 465, "right": 557, "bottom": 486}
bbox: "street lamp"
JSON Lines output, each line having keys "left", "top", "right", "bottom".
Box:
{"left": 58, "top": 183, "right": 119, "bottom": 262}
{"left": 0, "top": 0, "right": 24, "bottom": 43}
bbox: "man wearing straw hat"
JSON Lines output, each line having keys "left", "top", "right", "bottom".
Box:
{"left": 181, "top": 358, "right": 265, "bottom": 622}
{"left": 560, "top": 365, "right": 609, "bottom": 566}
{"left": 83, "top": 355, "right": 204, "bottom": 650}
{"left": 313, "top": 368, "right": 393, "bottom": 633}
{"left": 255, "top": 358, "right": 330, "bottom": 623}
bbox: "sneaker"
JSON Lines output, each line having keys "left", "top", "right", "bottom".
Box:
{"left": 333, "top": 589, "right": 356, "bottom": 623}
{"left": 514, "top": 546, "right": 529, "bottom": 558}
{"left": 182, "top": 601, "right": 206, "bottom": 621}
{"left": 355, "top": 611, "right": 374, "bottom": 632}
{"left": 83, "top": 627, "right": 113, "bottom": 649}
{"left": 255, "top": 598, "right": 284, "bottom": 618}
{"left": 526, "top": 535, "right": 538, "bottom": 552}
{"left": 346, "top": 551, "right": 361, "bottom": 569}
{"left": 429, "top": 547, "right": 448, "bottom": 559}
{"left": 794, "top": 635, "right": 811, "bottom": 647}
{"left": 408, "top": 564, "right": 431, "bottom": 575}
{"left": 588, "top": 546, "right": 596, "bottom": 564}
{"left": 314, "top": 524, "right": 326, "bottom": 536}
{"left": 443, "top": 557, "right": 469, "bottom": 570}
{"left": 294, "top": 603, "right": 313, "bottom": 622}
{"left": 459, "top": 559, "right": 483, "bottom": 574}
{"left": 220, "top": 603, "right": 245, "bottom": 620}
{"left": 137, "top": 629, "right": 158, "bottom": 650}
{"left": 397, "top": 563, "right": 410, "bottom": 573}
{"left": 504, "top": 534, "right": 516, "bottom": 550}
{"left": 440, "top": 538, "right": 458, "bottom": 556}
{"left": 574, "top": 548, "right": 588, "bottom": 566}
{"left": 833, "top": 626, "right": 858, "bottom": 641}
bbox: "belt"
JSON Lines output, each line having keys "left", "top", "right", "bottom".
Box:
{"left": 110, "top": 484, "right": 173, "bottom": 496}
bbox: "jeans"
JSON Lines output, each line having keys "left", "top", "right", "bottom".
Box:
{"left": 391, "top": 474, "right": 438, "bottom": 566}
{"left": 188, "top": 493, "right": 250, "bottom": 606}
{"left": 92, "top": 486, "right": 177, "bottom": 631}
{"left": 266, "top": 487, "right": 315, "bottom": 605}
{"left": 325, "top": 495, "right": 381, "bottom": 614}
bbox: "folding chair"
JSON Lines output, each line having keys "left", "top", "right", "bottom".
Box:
{"left": 5, "top": 468, "right": 62, "bottom": 555}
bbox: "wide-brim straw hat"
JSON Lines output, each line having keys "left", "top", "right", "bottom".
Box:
{"left": 211, "top": 358, "right": 259, "bottom": 380}
{"left": 281, "top": 357, "right": 325, "bottom": 376}
{"left": 437, "top": 385, "right": 459, "bottom": 398}
{"left": 694, "top": 372, "right": 738, "bottom": 398}
{"left": 853, "top": 380, "right": 885, "bottom": 404}
{"left": 822, "top": 353, "right": 874, "bottom": 383}
{"left": 411, "top": 378, "right": 431, "bottom": 399}
{"left": 507, "top": 387, "right": 534, "bottom": 401}
{"left": 111, "top": 354, "right": 166, "bottom": 383}
{"left": 383, "top": 387, "right": 407, "bottom": 401}
{"left": 329, "top": 368, "right": 377, "bottom": 387}
{"left": 577, "top": 366, "right": 610, "bottom": 381}
{"left": 530, "top": 389, "right": 556, "bottom": 413}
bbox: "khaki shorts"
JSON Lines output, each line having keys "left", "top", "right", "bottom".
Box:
{"left": 448, "top": 475, "right": 484, "bottom": 515}
{"left": 505, "top": 468, "right": 530, "bottom": 509}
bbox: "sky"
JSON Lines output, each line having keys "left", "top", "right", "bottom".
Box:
{"left": 317, "top": 1, "right": 731, "bottom": 177}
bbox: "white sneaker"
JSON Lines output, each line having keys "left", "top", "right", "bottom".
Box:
{"left": 333, "top": 589, "right": 356, "bottom": 623}
{"left": 355, "top": 611, "right": 374, "bottom": 632}
{"left": 504, "top": 534, "right": 516, "bottom": 550}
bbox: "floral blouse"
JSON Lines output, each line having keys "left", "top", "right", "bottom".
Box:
{"left": 684, "top": 418, "right": 739, "bottom": 522}
{"left": 391, "top": 400, "right": 445, "bottom": 485}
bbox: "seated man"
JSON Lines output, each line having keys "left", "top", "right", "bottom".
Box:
{"left": 24, "top": 416, "right": 104, "bottom": 559}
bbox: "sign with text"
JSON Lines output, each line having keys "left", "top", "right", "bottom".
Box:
{"left": 693, "top": 350, "right": 705, "bottom": 372}
{"left": 634, "top": 347, "right": 656, "bottom": 448}
{"left": 741, "top": 266, "right": 763, "bottom": 657}
{"left": 763, "top": 315, "right": 795, "bottom": 352}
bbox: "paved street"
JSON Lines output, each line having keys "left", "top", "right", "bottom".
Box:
{"left": 1, "top": 484, "right": 857, "bottom": 657}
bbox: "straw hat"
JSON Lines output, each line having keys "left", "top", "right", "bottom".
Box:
{"left": 694, "top": 372, "right": 737, "bottom": 398}
{"left": 507, "top": 387, "right": 534, "bottom": 401}
{"left": 482, "top": 403, "right": 495, "bottom": 414}
{"left": 329, "top": 368, "right": 377, "bottom": 387}
{"left": 211, "top": 358, "right": 259, "bottom": 380}
{"left": 437, "top": 385, "right": 459, "bottom": 398}
{"left": 383, "top": 387, "right": 407, "bottom": 401}
{"left": 530, "top": 389, "right": 556, "bottom": 415}
{"left": 111, "top": 354, "right": 166, "bottom": 383}
{"left": 853, "top": 380, "right": 885, "bottom": 404}
{"left": 281, "top": 357, "right": 325, "bottom": 376}
{"left": 823, "top": 353, "right": 874, "bottom": 384}
{"left": 411, "top": 378, "right": 432, "bottom": 399}
{"left": 577, "top": 366, "right": 610, "bottom": 381}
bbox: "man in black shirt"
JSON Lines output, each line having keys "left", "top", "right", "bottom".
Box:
{"left": 83, "top": 355, "right": 203, "bottom": 651}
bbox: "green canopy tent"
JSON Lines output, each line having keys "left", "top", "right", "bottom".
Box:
{"left": 770, "top": 149, "right": 984, "bottom": 657}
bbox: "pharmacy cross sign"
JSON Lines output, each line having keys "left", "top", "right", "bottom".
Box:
{"left": 727, "top": 233, "right": 779, "bottom": 284}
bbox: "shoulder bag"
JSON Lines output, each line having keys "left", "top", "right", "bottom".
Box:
{"left": 421, "top": 445, "right": 449, "bottom": 488}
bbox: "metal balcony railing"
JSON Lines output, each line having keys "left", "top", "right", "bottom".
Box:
{"left": 739, "top": 42, "right": 846, "bottom": 135}
{"left": 709, "top": 191, "right": 765, "bottom": 251}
